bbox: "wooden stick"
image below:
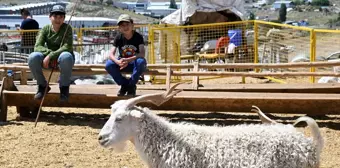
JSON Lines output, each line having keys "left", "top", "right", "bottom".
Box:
{"left": 34, "top": 0, "right": 80, "bottom": 127}
{"left": 34, "top": 68, "right": 54, "bottom": 127}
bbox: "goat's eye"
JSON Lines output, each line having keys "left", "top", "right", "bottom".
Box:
{"left": 115, "top": 117, "right": 123, "bottom": 122}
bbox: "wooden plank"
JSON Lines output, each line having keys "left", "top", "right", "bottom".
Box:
{"left": 3, "top": 90, "right": 340, "bottom": 115}
{"left": 165, "top": 65, "right": 171, "bottom": 91}
{"left": 10, "top": 61, "right": 340, "bottom": 69}
{"left": 70, "top": 69, "right": 165, "bottom": 76}
{"left": 192, "top": 62, "right": 199, "bottom": 90}
{"left": 13, "top": 83, "right": 340, "bottom": 93}
{"left": 0, "top": 78, "right": 6, "bottom": 121}
{"left": 170, "top": 71, "right": 340, "bottom": 77}
{"left": 56, "top": 69, "right": 340, "bottom": 77}
{"left": 0, "top": 76, "right": 18, "bottom": 121}
{"left": 20, "top": 70, "right": 27, "bottom": 85}
{"left": 5, "top": 64, "right": 340, "bottom": 77}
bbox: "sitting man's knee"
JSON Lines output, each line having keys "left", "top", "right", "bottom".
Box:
{"left": 28, "top": 52, "right": 43, "bottom": 65}
{"left": 59, "top": 52, "right": 74, "bottom": 64}
{"left": 105, "top": 60, "right": 117, "bottom": 71}
{"left": 136, "top": 57, "right": 146, "bottom": 65}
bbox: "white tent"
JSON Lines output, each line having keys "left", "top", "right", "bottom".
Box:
{"left": 161, "top": 0, "right": 245, "bottom": 25}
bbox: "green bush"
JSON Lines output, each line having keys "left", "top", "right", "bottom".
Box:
{"left": 311, "top": 0, "right": 330, "bottom": 6}
{"left": 293, "top": 0, "right": 304, "bottom": 5}
{"left": 249, "top": 12, "right": 255, "bottom": 20}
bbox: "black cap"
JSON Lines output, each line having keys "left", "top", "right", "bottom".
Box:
{"left": 50, "top": 5, "right": 66, "bottom": 15}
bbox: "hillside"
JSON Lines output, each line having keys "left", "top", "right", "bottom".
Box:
{"left": 2, "top": 0, "right": 340, "bottom": 27}
{"left": 0, "top": 0, "right": 159, "bottom": 24}
{"left": 248, "top": 1, "right": 340, "bottom": 29}
{"left": 66, "top": 1, "right": 159, "bottom": 24}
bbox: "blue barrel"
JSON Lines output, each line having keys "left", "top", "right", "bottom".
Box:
{"left": 228, "top": 29, "right": 242, "bottom": 46}
{"left": 7, "top": 70, "right": 13, "bottom": 77}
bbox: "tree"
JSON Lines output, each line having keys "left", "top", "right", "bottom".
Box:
{"left": 327, "top": 18, "right": 336, "bottom": 28}
{"left": 106, "top": 0, "right": 113, "bottom": 6}
{"left": 99, "top": 0, "right": 104, "bottom": 4}
{"left": 169, "top": 0, "right": 177, "bottom": 9}
{"left": 278, "top": 3, "right": 287, "bottom": 23}
{"left": 249, "top": 12, "right": 255, "bottom": 20}
{"left": 292, "top": 0, "right": 303, "bottom": 5}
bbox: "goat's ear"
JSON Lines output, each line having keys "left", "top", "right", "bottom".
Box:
{"left": 110, "top": 100, "right": 127, "bottom": 113}
{"left": 130, "top": 110, "right": 144, "bottom": 119}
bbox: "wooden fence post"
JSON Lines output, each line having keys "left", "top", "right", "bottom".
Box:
{"left": 165, "top": 65, "right": 171, "bottom": 91}
{"left": 192, "top": 62, "right": 199, "bottom": 90}
{"left": 20, "top": 70, "right": 27, "bottom": 85}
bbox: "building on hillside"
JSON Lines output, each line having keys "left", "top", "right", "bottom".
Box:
{"left": 149, "top": 1, "right": 181, "bottom": 9}
{"left": 135, "top": 0, "right": 149, "bottom": 11}
{"left": 117, "top": 0, "right": 180, "bottom": 18}
{"left": 273, "top": 1, "right": 294, "bottom": 9}
{"left": 0, "top": 2, "right": 67, "bottom": 15}
{"left": 114, "top": 2, "right": 136, "bottom": 10}
{"left": 147, "top": 6, "right": 177, "bottom": 18}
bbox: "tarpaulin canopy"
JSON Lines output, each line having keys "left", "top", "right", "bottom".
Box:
{"left": 161, "top": 0, "right": 245, "bottom": 25}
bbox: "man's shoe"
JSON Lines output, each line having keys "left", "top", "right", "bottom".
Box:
{"left": 60, "top": 86, "right": 70, "bottom": 102}
{"left": 34, "top": 85, "right": 51, "bottom": 100}
{"left": 117, "top": 85, "right": 128, "bottom": 96}
{"left": 127, "top": 85, "right": 136, "bottom": 97}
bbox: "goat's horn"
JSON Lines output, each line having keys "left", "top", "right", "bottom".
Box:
{"left": 251, "top": 105, "right": 277, "bottom": 124}
{"left": 124, "top": 83, "right": 183, "bottom": 109}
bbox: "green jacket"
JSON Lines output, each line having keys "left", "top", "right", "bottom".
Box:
{"left": 34, "top": 23, "right": 73, "bottom": 60}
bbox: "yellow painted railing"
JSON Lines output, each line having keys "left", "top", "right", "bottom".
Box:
{"left": 1, "top": 21, "right": 340, "bottom": 84}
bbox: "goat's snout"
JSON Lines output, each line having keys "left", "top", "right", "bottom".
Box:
{"left": 98, "top": 134, "right": 110, "bottom": 147}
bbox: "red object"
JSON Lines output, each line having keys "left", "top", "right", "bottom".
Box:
{"left": 50, "top": 60, "right": 58, "bottom": 69}
{"left": 215, "top": 36, "right": 230, "bottom": 54}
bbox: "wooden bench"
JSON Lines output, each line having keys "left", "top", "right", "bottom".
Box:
{"left": 2, "top": 61, "right": 340, "bottom": 121}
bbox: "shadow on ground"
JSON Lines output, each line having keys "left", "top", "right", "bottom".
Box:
{"left": 9, "top": 110, "right": 340, "bottom": 130}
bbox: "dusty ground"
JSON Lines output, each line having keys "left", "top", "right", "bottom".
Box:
{"left": 1, "top": 106, "right": 340, "bottom": 168}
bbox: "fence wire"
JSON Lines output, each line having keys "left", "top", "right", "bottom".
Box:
{"left": 256, "top": 21, "right": 311, "bottom": 83}
{"left": 1, "top": 22, "right": 340, "bottom": 84}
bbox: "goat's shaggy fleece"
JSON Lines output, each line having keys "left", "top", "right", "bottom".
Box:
{"left": 134, "top": 108, "right": 320, "bottom": 168}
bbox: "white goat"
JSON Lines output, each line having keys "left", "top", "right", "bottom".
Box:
{"left": 99, "top": 84, "right": 324, "bottom": 168}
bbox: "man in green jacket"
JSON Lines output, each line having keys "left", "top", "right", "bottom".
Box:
{"left": 28, "top": 5, "right": 74, "bottom": 102}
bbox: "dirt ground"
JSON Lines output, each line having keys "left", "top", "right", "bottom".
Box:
{"left": 1, "top": 105, "right": 340, "bottom": 168}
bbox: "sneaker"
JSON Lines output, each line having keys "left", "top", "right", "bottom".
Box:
{"left": 127, "top": 85, "right": 136, "bottom": 97}
{"left": 117, "top": 85, "right": 128, "bottom": 96}
{"left": 59, "top": 86, "right": 70, "bottom": 102}
{"left": 34, "top": 85, "right": 51, "bottom": 100}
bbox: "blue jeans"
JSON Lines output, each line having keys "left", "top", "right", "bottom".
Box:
{"left": 28, "top": 52, "right": 75, "bottom": 87}
{"left": 105, "top": 57, "right": 147, "bottom": 86}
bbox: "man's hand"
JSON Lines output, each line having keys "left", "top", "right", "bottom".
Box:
{"left": 43, "top": 56, "right": 50, "bottom": 69}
